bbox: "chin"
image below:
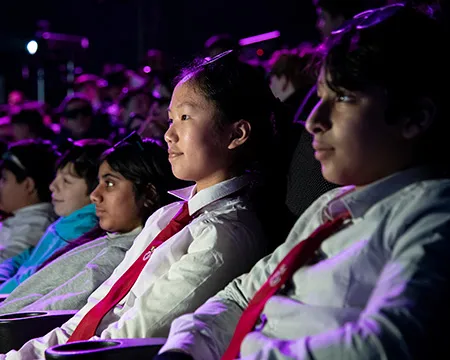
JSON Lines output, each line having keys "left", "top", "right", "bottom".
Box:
{"left": 322, "top": 166, "right": 350, "bottom": 186}
{"left": 99, "top": 220, "right": 113, "bottom": 232}
{"left": 54, "top": 207, "right": 67, "bottom": 217}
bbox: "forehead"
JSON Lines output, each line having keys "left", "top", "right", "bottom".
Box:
{"left": 98, "top": 161, "right": 124, "bottom": 179}
{"left": 318, "top": 66, "right": 386, "bottom": 100}
{"left": 67, "top": 99, "right": 88, "bottom": 109}
{"left": 59, "top": 162, "right": 79, "bottom": 177}
{"left": 169, "top": 80, "right": 214, "bottom": 112}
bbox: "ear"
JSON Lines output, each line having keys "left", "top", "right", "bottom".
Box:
{"left": 228, "top": 120, "right": 251, "bottom": 150}
{"left": 23, "top": 177, "right": 37, "bottom": 196}
{"left": 401, "top": 98, "right": 436, "bottom": 140}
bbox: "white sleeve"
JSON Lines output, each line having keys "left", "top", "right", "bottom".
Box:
{"left": 95, "top": 219, "right": 263, "bottom": 340}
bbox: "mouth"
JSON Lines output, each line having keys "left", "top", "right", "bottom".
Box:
{"left": 52, "top": 199, "right": 63, "bottom": 204}
{"left": 95, "top": 208, "right": 106, "bottom": 216}
{"left": 168, "top": 150, "right": 183, "bottom": 160}
{"left": 312, "top": 141, "right": 334, "bottom": 161}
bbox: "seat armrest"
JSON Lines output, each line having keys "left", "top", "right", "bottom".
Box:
{"left": 0, "top": 310, "right": 77, "bottom": 353}
{"left": 45, "top": 338, "right": 167, "bottom": 360}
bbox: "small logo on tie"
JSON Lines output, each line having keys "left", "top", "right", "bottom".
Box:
{"left": 143, "top": 246, "right": 156, "bottom": 261}
{"left": 269, "top": 264, "right": 287, "bottom": 287}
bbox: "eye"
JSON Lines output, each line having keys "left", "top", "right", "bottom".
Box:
{"left": 105, "top": 181, "right": 114, "bottom": 188}
{"left": 63, "top": 177, "right": 72, "bottom": 184}
{"left": 336, "top": 92, "right": 356, "bottom": 103}
{"left": 168, "top": 118, "right": 173, "bottom": 125}
{"left": 181, "top": 114, "right": 190, "bottom": 121}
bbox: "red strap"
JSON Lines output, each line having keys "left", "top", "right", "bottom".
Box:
{"left": 68, "top": 202, "right": 192, "bottom": 342}
{"left": 221, "top": 211, "right": 351, "bottom": 360}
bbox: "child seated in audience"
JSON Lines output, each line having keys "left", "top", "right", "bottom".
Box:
{"left": 0, "top": 134, "right": 179, "bottom": 313}
{"left": 0, "top": 140, "right": 58, "bottom": 262}
{"left": 151, "top": 4, "right": 450, "bottom": 360}
{"left": 4, "top": 51, "right": 280, "bottom": 358}
{"left": 0, "top": 139, "right": 110, "bottom": 294}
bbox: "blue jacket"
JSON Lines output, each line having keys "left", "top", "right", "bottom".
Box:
{"left": 0, "top": 203, "right": 98, "bottom": 294}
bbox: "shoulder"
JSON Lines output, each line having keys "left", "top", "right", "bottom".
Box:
{"left": 382, "top": 179, "right": 450, "bottom": 242}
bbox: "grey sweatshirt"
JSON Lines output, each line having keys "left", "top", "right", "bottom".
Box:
{"left": 0, "top": 227, "right": 141, "bottom": 314}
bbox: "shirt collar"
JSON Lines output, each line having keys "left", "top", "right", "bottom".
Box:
{"left": 324, "top": 166, "right": 447, "bottom": 220}
{"left": 107, "top": 226, "right": 143, "bottom": 239}
{"left": 168, "top": 175, "right": 251, "bottom": 216}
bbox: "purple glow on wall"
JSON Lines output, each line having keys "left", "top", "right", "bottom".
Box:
{"left": 239, "top": 30, "right": 280, "bottom": 46}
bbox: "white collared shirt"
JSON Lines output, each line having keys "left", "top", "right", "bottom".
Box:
{"left": 5, "top": 176, "right": 267, "bottom": 359}
{"left": 161, "top": 167, "right": 450, "bottom": 360}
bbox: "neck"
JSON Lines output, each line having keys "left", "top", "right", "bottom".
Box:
{"left": 13, "top": 198, "right": 43, "bottom": 213}
{"left": 195, "top": 170, "right": 238, "bottom": 193}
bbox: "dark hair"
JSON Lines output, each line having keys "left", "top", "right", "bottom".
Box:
{"left": 118, "top": 86, "right": 152, "bottom": 109}
{"left": 204, "top": 34, "right": 238, "bottom": 53}
{"left": 103, "top": 64, "right": 128, "bottom": 88}
{"left": 268, "top": 48, "right": 317, "bottom": 90}
{"left": 175, "top": 52, "right": 278, "bottom": 172}
{"left": 101, "top": 138, "right": 182, "bottom": 224}
{"left": 56, "top": 139, "right": 112, "bottom": 194}
{"left": 314, "top": 0, "right": 383, "bottom": 19}
{"left": 57, "top": 93, "right": 93, "bottom": 117}
{"left": 10, "top": 108, "right": 55, "bottom": 140}
{"left": 1, "top": 140, "right": 59, "bottom": 202}
{"left": 323, "top": 4, "right": 449, "bottom": 159}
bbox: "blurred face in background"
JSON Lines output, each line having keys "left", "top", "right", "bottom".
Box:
{"left": 61, "top": 100, "right": 93, "bottom": 139}
{"left": 140, "top": 100, "right": 170, "bottom": 139}
{"left": 120, "top": 93, "right": 152, "bottom": 125}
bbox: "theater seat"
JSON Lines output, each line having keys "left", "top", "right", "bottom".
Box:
{"left": 45, "top": 338, "right": 166, "bottom": 360}
{"left": 0, "top": 310, "right": 77, "bottom": 353}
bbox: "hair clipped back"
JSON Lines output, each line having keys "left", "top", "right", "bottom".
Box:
{"left": 324, "top": 5, "right": 448, "bottom": 110}
{"left": 322, "top": 4, "right": 450, "bottom": 159}
{"left": 175, "top": 52, "right": 277, "bottom": 172}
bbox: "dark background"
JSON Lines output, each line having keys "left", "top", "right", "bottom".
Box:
{"left": 0, "top": 0, "right": 319, "bottom": 105}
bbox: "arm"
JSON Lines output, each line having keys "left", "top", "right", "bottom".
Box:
{"left": 1, "top": 246, "right": 126, "bottom": 358}
{"left": 94, "top": 220, "right": 265, "bottom": 341}
{"left": 0, "top": 249, "right": 32, "bottom": 283}
{"left": 159, "top": 238, "right": 303, "bottom": 360}
{"left": 237, "top": 197, "right": 450, "bottom": 359}
{"left": 159, "top": 192, "right": 339, "bottom": 360}
{"left": 22, "top": 242, "right": 127, "bottom": 311}
{"left": 0, "top": 223, "right": 46, "bottom": 262}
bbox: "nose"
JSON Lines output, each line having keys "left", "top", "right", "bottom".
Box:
{"left": 49, "top": 177, "right": 58, "bottom": 193}
{"left": 164, "top": 122, "right": 177, "bottom": 145}
{"left": 90, "top": 184, "right": 102, "bottom": 204}
{"left": 305, "top": 98, "right": 332, "bottom": 135}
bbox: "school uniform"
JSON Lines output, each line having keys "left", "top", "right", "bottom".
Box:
{"left": 159, "top": 167, "right": 450, "bottom": 360}
{"left": 4, "top": 175, "right": 267, "bottom": 359}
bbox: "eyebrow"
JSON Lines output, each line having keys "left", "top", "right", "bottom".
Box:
{"left": 101, "top": 173, "right": 122, "bottom": 180}
{"left": 167, "top": 101, "right": 199, "bottom": 113}
{"left": 58, "top": 168, "right": 80, "bottom": 178}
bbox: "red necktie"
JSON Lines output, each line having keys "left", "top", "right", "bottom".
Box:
{"left": 68, "top": 202, "right": 192, "bottom": 342}
{"left": 221, "top": 211, "right": 351, "bottom": 360}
